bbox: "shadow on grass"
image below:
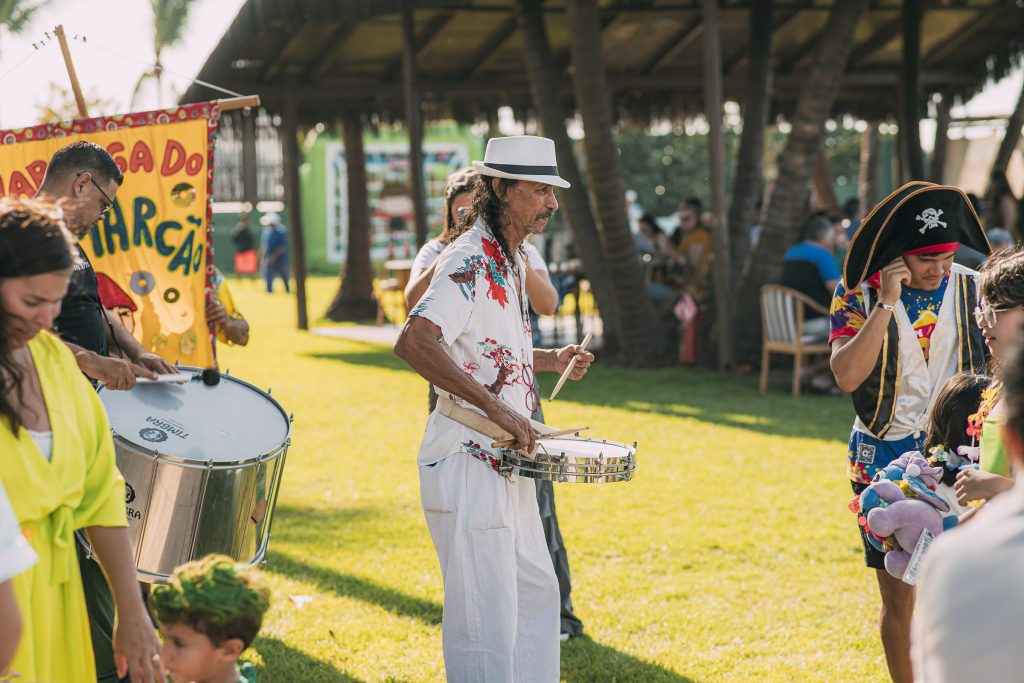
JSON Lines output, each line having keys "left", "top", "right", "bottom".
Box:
{"left": 304, "top": 340, "right": 415, "bottom": 374}
{"left": 251, "top": 635, "right": 368, "bottom": 682}
{"left": 271, "top": 503, "right": 386, "bottom": 546}
{"left": 561, "top": 635, "right": 699, "bottom": 682}
{"left": 550, "top": 365, "right": 850, "bottom": 442}
{"left": 268, "top": 550, "right": 443, "bottom": 626}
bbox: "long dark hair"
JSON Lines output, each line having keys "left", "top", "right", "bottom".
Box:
{"left": 440, "top": 167, "right": 477, "bottom": 242}
{"left": 0, "top": 198, "right": 78, "bottom": 431}
{"left": 925, "top": 373, "right": 991, "bottom": 454}
{"left": 452, "top": 175, "right": 523, "bottom": 269}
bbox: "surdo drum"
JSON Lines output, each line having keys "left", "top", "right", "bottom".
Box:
{"left": 501, "top": 436, "right": 637, "bottom": 483}
{"left": 96, "top": 368, "right": 291, "bottom": 583}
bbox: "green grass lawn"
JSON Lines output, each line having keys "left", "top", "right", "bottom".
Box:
{"left": 217, "top": 276, "right": 889, "bottom": 682}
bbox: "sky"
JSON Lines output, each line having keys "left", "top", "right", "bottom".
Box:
{"left": 0, "top": 0, "right": 248, "bottom": 128}
{"left": 0, "top": 1, "right": 1020, "bottom": 134}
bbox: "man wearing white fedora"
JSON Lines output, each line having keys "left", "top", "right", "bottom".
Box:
{"left": 395, "top": 135, "right": 593, "bottom": 682}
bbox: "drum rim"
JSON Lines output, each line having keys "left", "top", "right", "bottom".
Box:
{"left": 98, "top": 365, "right": 292, "bottom": 465}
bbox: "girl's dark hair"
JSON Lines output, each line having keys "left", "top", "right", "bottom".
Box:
{"left": 452, "top": 174, "right": 523, "bottom": 268}
{"left": 639, "top": 213, "right": 663, "bottom": 235}
{"left": 925, "top": 373, "right": 991, "bottom": 484}
{"left": 0, "top": 198, "right": 78, "bottom": 431}
{"left": 440, "top": 167, "right": 477, "bottom": 242}
{"left": 980, "top": 244, "right": 1024, "bottom": 310}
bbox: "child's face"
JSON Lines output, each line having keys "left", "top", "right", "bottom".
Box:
{"left": 158, "top": 622, "right": 240, "bottom": 683}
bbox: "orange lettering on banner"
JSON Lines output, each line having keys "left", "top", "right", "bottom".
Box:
{"left": 159, "top": 139, "right": 204, "bottom": 177}
{"left": 8, "top": 171, "right": 36, "bottom": 198}
{"left": 26, "top": 160, "right": 47, "bottom": 188}
{"left": 106, "top": 142, "right": 128, "bottom": 174}
{"left": 161, "top": 140, "right": 185, "bottom": 175}
{"left": 129, "top": 141, "right": 154, "bottom": 173}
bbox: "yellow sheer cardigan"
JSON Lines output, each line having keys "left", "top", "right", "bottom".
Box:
{"left": 1, "top": 331, "right": 127, "bottom": 682}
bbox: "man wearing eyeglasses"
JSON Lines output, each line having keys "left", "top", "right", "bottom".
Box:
{"left": 35, "top": 142, "right": 176, "bottom": 683}
{"left": 35, "top": 141, "right": 175, "bottom": 390}
{"left": 827, "top": 182, "right": 991, "bottom": 683}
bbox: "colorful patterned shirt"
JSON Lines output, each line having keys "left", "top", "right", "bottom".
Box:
{"left": 828, "top": 276, "right": 948, "bottom": 361}
{"left": 409, "top": 221, "right": 535, "bottom": 470}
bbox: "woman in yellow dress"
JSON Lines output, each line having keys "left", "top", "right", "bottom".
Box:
{"left": 0, "top": 199, "right": 164, "bottom": 683}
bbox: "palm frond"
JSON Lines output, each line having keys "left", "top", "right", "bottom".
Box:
{"left": 0, "top": 0, "right": 52, "bottom": 34}
{"left": 151, "top": 0, "right": 198, "bottom": 52}
{"left": 130, "top": 69, "right": 156, "bottom": 110}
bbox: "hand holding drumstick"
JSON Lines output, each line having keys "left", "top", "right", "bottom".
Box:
{"left": 548, "top": 333, "right": 594, "bottom": 401}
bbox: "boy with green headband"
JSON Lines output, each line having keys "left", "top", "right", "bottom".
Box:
{"left": 149, "top": 555, "right": 271, "bottom": 683}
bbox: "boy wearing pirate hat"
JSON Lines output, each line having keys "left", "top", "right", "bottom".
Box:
{"left": 829, "top": 182, "right": 990, "bottom": 683}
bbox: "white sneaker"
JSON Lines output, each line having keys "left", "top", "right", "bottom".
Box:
{"left": 559, "top": 632, "right": 571, "bottom": 643}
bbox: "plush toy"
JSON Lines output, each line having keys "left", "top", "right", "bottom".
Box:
{"left": 852, "top": 451, "right": 960, "bottom": 580}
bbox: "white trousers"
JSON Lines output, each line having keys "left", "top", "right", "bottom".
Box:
{"left": 420, "top": 454, "right": 560, "bottom": 683}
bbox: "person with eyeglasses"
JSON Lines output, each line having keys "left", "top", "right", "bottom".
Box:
{"left": 34, "top": 141, "right": 176, "bottom": 390}
{"left": 34, "top": 141, "right": 176, "bottom": 683}
{"left": 827, "top": 183, "right": 991, "bottom": 683}
{"left": 953, "top": 247, "right": 1024, "bottom": 507}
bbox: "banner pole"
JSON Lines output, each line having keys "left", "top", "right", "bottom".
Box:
{"left": 54, "top": 25, "right": 89, "bottom": 119}
{"left": 214, "top": 95, "right": 260, "bottom": 112}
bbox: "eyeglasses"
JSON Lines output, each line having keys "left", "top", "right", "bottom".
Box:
{"left": 76, "top": 172, "right": 114, "bottom": 216}
{"left": 974, "top": 300, "right": 1018, "bottom": 328}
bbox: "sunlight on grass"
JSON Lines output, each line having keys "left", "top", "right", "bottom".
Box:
{"left": 215, "top": 276, "right": 890, "bottom": 682}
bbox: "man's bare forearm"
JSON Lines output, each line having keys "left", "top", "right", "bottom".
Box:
{"left": 395, "top": 317, "right": 500, "bottom": 415}
{"left": 103, "top": 310, "right": 146, "bottom": 360}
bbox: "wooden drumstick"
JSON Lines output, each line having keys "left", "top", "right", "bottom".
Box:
{"left": 491, "top": 426, "right": 589, "bottom": 449}
{"left": 548, "top": 332, "right": 592, "bottom": 401}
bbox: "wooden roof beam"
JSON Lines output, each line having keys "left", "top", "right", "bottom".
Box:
{"left": 846, "top": 16, "right": 902, "bottom": 69}
{"left": 462, "top": 16, "right": 519, "bottom": 79}
{"left": 722, "top": 8, "right": 800, "bottom": 75}
{"left": 258, "top": 31, "right": 300, "bottom": 81}
{"left": 925, "top": 9, "right": 1000, "bottom": 66}
{"left": 385, "top": 11, "right": 458, "bottom": 80}
{"left": 776, "top": 22, "right": 827, "bottom": 73}
{"left": 642, "top": 17, "right": 703, "bottom": 75}
{"left": 306, "top": 20, "right": 360, "bottom": 81}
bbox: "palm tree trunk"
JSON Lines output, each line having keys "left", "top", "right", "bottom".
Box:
{"left": 515, "top": 0, "right": 619, "bottom": 350}
{"left": 727, "top": 0, "right": 773, "bottom": 275}
{"left": 733, "top": 0, "right": 869, "bottom": 361}
{"left": 566, "top": 0, "right": 667, "bottom": 362}
{"left": 859, "top": 121, "right": 880, "bottom": 210}
{"left": 325, "top": 110, "right": 378, "bottom": 322}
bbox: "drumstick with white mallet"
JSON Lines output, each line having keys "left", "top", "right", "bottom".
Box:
{"left": 548, "top": 332, "right": 593, "bottom": 402}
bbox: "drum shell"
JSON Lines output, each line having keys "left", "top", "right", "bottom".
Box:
{"left": 118, "top": 439, "right": 288, "bottom": 583}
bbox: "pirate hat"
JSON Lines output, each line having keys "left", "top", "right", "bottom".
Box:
{"left": 842, "top": 181, "right": 990, "bottom": 289}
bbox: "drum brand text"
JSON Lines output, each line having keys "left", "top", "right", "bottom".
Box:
{"left": 145, "top": 416, "right": 189, "bottom": 439}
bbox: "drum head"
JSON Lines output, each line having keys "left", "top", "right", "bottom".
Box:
{"left": 99, "top": 367, "right": 289, "bottom": 463}
{"left": 536, "top": 437, "right": 632, "bottom": 458}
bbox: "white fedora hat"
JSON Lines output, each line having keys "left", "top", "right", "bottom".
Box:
{"left": 473, "top": 135, "right": 571, "bottom": 189}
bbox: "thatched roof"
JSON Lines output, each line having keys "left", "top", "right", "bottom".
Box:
{"left": 181, "top": 0, "right": 1024, "bottom": 126}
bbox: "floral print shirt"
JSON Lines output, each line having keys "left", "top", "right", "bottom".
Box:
{"left": 409, "top": 221, "right": 535, "bottom": 469}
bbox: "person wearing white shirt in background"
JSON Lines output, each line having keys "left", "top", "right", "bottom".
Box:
{"left": 912, "top": 336, "right": 1024, "bottom": 682}
{"left": 0, "top": 479, "right": 38, "bottom": 675}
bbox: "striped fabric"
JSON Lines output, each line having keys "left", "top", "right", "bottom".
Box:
{"left": 762, "top": 287, "right": 801, "bottom": 344}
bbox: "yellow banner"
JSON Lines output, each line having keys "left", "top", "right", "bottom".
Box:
{"left": 0, "top": 105, "right": 218, "bottom": 366}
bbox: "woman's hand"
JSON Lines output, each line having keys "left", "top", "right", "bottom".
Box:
{"left": 114, "top": 605, "right": 165, "bottom": 683}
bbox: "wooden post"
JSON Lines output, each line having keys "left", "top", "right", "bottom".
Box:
{"left": 702, "top": 0, "right": 734, "bottom": 371}
{"left": 241, "top": 109, "right": 258, "bottom": 208}
{"left": 859, "top": 122, "right": 880, "bottom": 212}
{"left": 931, "top": 94, "right": 951, "bottom": 184}
{"left": 402, "top": 1, "right": 428, "bottom": 249}
{"left": 900, "top": 0, "right": 924, "bottom": 181}
{"left": 813, "top": 149, "right": 841, "bottom": 215}
{"left": 54, "top": 25, "right": 88, "bottom": 119}
{"left": 991, "top": 80, "right": 1024, "bottom": 178}
{"left": 281, "top": 94, "right": 309, "bottom": 331}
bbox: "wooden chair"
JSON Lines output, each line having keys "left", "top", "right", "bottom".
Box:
{"left": 759, "top": 285, "right": 832, "bottom": 398}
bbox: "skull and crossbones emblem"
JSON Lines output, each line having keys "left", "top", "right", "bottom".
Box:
{"left": 916, "top": 207, "right": 947, "bottom": 233}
